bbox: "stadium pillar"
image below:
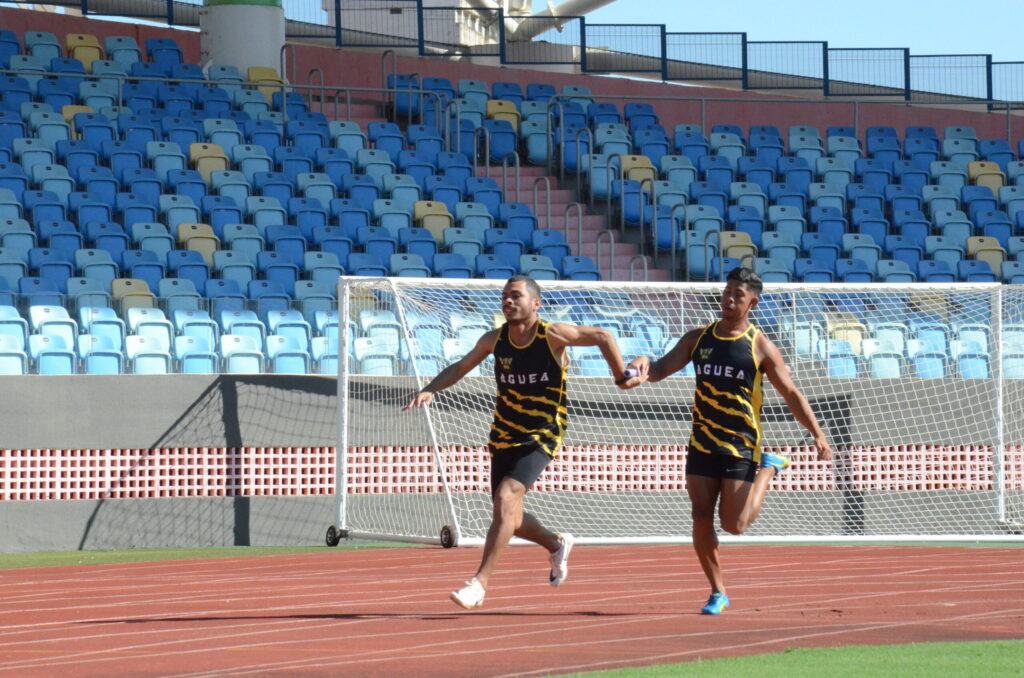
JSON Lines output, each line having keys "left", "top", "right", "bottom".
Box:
{"left": 199, "top": 0, "right": 285, "bottom": 75}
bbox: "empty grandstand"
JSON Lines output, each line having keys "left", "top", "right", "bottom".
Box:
{"left": 0, "top": 3, "right": 1023, "bottom": 376}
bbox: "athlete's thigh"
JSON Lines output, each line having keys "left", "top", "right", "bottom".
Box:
{"left": 490, "top": 446, "right": 551, "bottom": 498}
{"left": 686, "top": 474, "right": 721, "bottom": 519}
{"left": 717, "top": 477, "right": 754, "bottom": 525}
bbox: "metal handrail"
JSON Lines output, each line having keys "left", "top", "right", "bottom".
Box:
{"left": 595, "top": 229, "right": 615, "bottom": 281}
{"left": 601, "top": 153, "right": 622, "bottom": 215}
{"left": 698, "top": 228, "right": 718, "bottom": 283}
{"left": 684, "top": 227, "right": 716, "bottom": 282}
{"left": 573, "top": 125, "right": 593, "bottom": 195}
{"left": 279, "top": 43, "right": 297, "bottom": 90}
{"left": 637, "top": 177, "right": 654, "bottom": 258}
{"left": 566, "top": 126, "right": 593, "bottom": 186}
{"left": 617, "top": 167, "right": 648, "bottom": 240}
{"left": 563, "top": 202, "right": 585, "bottom": 254}
{"left": 532, "top": 176, "right": 552, "bottom": 232}
{"left": 670, "top": 202, "right": 687, "bottom": 281}
{"left": 472, "top": 126, "right": 491, "bottom": 178}
{"left": 306, "top": 68, "right": 325, "bottom": 115}
{"left": 501, "top": 151, "right": 521, "bottom": 203}
{"left": 629, "top": 255, "right": 649, "bottom": 282}
{"left": 404, "top": 70, "right": 422, "bottom": 126}
{"left": 380, "top": 49, "right": 395, "bottom": 97}
{"left": 443, "top": 97, "right": 462, "bottom": 153}
{"left": 543, "top": 100, "right": 563, "bottom": 178}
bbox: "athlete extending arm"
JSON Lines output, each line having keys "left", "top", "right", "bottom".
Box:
{"left": 622, "top": 328, "right": 700, "bottom": 386}
{"left": 545, "top": 322, "right": 635, "bottom": 389}
{"left": 402, "top": 329, "right": 499, "bottom": 410}
{"left": 757, "top": 335, "right": 832, "bottom": 461}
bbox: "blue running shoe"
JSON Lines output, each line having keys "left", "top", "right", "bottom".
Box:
{"left": 701, "top": 592, "right": 729, "bottom": 615}
{"left": 761, "top": 451, "right": 790, "bottom": 473}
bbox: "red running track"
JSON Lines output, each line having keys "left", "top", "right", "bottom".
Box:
{"left": 0, "top": 545, "right": 1021, "bottom": 677}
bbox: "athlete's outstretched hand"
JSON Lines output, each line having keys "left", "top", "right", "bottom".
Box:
{"left": 813, "top": 434, "right": 833, "bottom": 461}
{"left": 403, "top": 391, "right": 434, "bottom": 410}
{"left": 617, "top": 356, "right": 650, "bottom": 389}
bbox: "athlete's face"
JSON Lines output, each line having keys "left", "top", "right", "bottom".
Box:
{"left": 720, "top": 280, "right": 758, "bottom": 320}
{"left": 501, "top": 281, "right": 541, "bottom": 322}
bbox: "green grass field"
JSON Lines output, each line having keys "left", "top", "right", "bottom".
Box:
{"left": 1, "top": 545, "right": 1021, "bottom": 677}
{"left": 565, "top": 641, "right": 1024, "bottom": 678}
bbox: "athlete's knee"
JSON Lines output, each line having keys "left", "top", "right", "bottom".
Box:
{"left": 720, "top": 516, "right": 750, "bottom": 535}
{"left": 492, "top": 482, "right": 525, "bottom": 519}
{"left": 720, "top": 521, "right": 744, "bottom": 535}
{"left": 691, "top": 504, "right": 716, "bottom": 525}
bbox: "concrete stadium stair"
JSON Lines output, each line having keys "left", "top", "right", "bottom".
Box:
{"left": 340, "top": 103, "right": 674, "bottom": 281}
{"left": 486, "top": 164, "right": 672, "bottom": 282}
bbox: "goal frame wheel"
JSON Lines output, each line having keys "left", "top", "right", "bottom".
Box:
{"left": 325, "top": 525, "right": 342, "bottom": 547}
{"left": 440, "top": 525, "right": 455, "bottom": 548}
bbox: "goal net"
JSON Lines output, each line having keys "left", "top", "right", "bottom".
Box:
{"left": 335, "top": 277, "right": 1024, "bottom": 544}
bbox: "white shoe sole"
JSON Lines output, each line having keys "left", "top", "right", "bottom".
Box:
{"left": 450, "top": 588, "right": 484, "bottom": 609}
{"left": 549, "top": 533, "right": 574, "bottom": 587}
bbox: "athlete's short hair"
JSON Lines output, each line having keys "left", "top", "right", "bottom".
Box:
{"left": 506, "top": 274, "right": 542, "bottom": 299}
{"left": 726, "top": 267, "right": 763, "bottom": 297}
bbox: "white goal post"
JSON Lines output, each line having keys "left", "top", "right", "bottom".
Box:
{"left": 332, "top": 277, "right": 1024, "bottom": 545}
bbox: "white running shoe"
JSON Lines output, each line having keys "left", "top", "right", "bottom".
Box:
{"left": 548, "top": 533, "right": 574, "bottom": 587}
{"left": 450, "top": 578, "right": 485, "bottom": 609}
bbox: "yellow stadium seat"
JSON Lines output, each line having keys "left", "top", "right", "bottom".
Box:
{"left": 828, "top": 314, "right": 868, "bottom": 355}
{"left": 176, "top": 223, "right": 219, "bottom": 266}
{"left": 176, "top": 222, "right": 216, "bottom": 244}
{"left": 189, "top": 142, "right": 229, "bottom": 182}
{"left": 112, "top": 278, "right": 156, "bottom": 314}
{"left": 486, "top": 99, "right": 520, "bottom": 131}
{"left": 248, "top": 66, "right": 285, "bottom": 102}
{"left": 66, "top": 34, "right": 103, "bottom": 72}
{"left": 621, "top": 154, "right": 657, "bottom": 184}
{"left": 966, "top": 235, "right": 1002, "bottom": 257}
{"left": 186, "top": 237, "right": 220, "bottom": 267}
{"left": 413, "top": 201, "right": 454, "bottom": 241}
{"left": 719, "top": 231, "right": 757, "bottom": 266}
{"left": 61, "top": 104, "right": 93, "bottom": 127}
{"left": 968, "top": 161, "right": 1006, "bottom": 193}
{"left": 967, "top": 236, "right": 1006, "bottom": 274}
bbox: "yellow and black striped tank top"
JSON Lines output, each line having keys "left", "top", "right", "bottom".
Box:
{"left": 689, "top": 320, "right": 764, "bottom": 462}
{"left": 488, "top": 319, "right": 568, "bottom": 458}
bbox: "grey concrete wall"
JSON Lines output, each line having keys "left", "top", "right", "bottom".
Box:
{"left": 0, "top": 373, "right": 1020, "bottom": 552}
{"left": 0, "top": 375, "right": 339, "bottom": 449}
{"left": 0, "top": 496, "right": 333, "bottom": 553}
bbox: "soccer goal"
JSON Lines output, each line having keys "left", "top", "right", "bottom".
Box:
{"left": 330, "top": 277, "right": 1024, "bottom": 546}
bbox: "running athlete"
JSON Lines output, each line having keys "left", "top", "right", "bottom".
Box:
{"left": 403, "top": 275, "right": 634, "bottom": 609}
{"left": 621, "top": 267, "right": 832, "bottom": 615}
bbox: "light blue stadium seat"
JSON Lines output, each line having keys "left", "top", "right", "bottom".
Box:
{"left": 29, "top": 333, "right": 77, "bottom": 375}
{"left": 0, "top": 333, "right": 28, "bottom": 374}
{"left": 171, "top": 335, "right": 216, "bottom": 374}
{"left": 310, "top": 335, "right": 338, "bottom": 375}
{"left": 266, "top": 334, "right": 311, "bottom": 374}
{"left": 78, "top": 334, "right": 123, "bottom": 374}
{"left": 220, "top": 333, "right": 264, "bottom": 373}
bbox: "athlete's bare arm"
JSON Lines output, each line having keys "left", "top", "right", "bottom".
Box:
{"left": 546, "top": 322, "right": 633, "bottom": 388}
{"left": 625, "top": 327, "right": 704, "bottom": 385}
{"left": 757, "top": 334, "right": 833, "bottom": 461}
{"left": 403, "top": 329, "right": 499, "bottom": 409}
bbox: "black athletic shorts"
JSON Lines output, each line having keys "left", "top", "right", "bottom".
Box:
{"left": 685, "top": 449, "right": 757, "bottom": 483}
{"left": 489, "top": 445, "right": 553, "bottom": 498}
